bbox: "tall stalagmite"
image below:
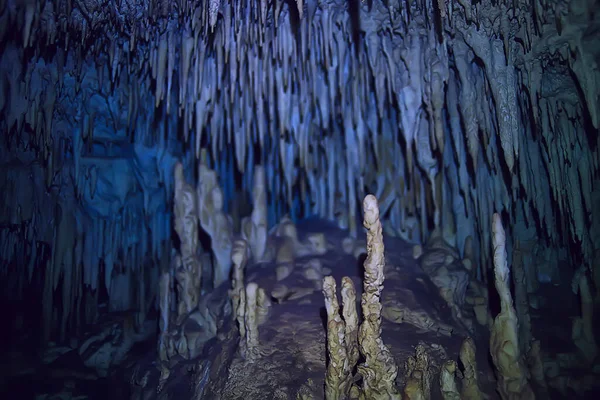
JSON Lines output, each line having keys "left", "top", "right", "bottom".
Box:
{"left": 357, "top": 194, "right": 400, "bottom": 399}
{"left": 490, "top": 214, "right": 535, "bottom": 400}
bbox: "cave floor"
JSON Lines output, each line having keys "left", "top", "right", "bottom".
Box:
{"left": 193, "top": 219, "right": 498, "bottom": 400}
{"left": 2, "top": 219, "right": 506, "bottom": 400}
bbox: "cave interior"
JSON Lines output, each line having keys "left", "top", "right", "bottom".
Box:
{"left": 1, "top": 0, "right": 599, "bottom": 399}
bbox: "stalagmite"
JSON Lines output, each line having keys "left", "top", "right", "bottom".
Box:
{"left": 439, "top": 360, "right": 460, "bottom": 400}
{"left": 243, "top": 282, "right": 260, "bottom": 362}
{"left": 403, "top": 344, "right": 434, "bottom": 400}
{"left": 230, "top": 239, "right": 249, "bottom": 336}
{"left": 196, "top": 162, "right": 233, "bottom": 287}
{"left": 208, "top": 186, "right": 234, "bottom": 287}
{"left": 490, "top": 214, "right": 535, "bottom": 400}
{"left": 341, "top": 277, "right": 359, "bottom": 368}
{"left": 459, "top": 338, "right": 486, "bottom": 400}
{"left": 158, "top": 271, "right": 171, "bottom": 361}
{"left": 173, "top": 162, "right": 201, "bottom": 299}
{"left": 174, "top": 254, "right": 198, "bottom": 322}
{"left": 323, "top": 276, "right": 353, "bottom": 400}
{"left": 357, "top": 194, "right": 400, "bottom": 399}
{"left": 256, "top": 287, "right": 271, "bottom": 326}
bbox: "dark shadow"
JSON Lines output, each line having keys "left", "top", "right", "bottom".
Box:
{"left": 356, "top": 252, "right": 367, "bottom": 277}
{"left": 285, "top": 0, "right": 302, "bottom": 41}
{"left": 348, "top": 0, "right": 362, "bottom": 54}
{"left": 319, "top": 306, "right": 328, "bottom": 331}
{"left": 431, "top": 0, "right": 444, "bottom": 43}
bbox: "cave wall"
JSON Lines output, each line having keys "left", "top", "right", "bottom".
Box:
{"left": 0, "top": 0, "right": 598, "bottom": 343}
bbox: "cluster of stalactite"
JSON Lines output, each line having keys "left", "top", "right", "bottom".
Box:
{"left": 0, "top": 0, "right": 598, "bottom": 342}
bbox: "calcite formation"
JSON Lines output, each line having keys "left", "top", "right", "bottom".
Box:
{"left": 197, "top": 161, "right": 234, "bottom": 287}
{"left": 174, "top": 163, "right": 198, "bottom": 264}
{"left": 402, "top": 344, "right": 434, "bottom": 400}
{"left": 323, "top": 276, "right": 353, "bottom": 400}
{"left": 466, "top": 279, "right": 493, "bottom": 329}
{"left": 419, "top": 232, "right": 471, "bottom": 330}
{"left": 230, "top": 239, "right": 249, "bottom": 335}
{"left": 241, "top": 282, "right": 260, "bottom": 362}
{"left": 173, "top": 162, "right": 201, "bottom": 311}
{"left": 322, "top": 195, "right": 401, "bottom": 399}
{"left": 439, "top": 360, "right": 460, "bottom": 400}
{"left": 0, "top": 0, "right": 599, "bottom": 398}
{"left": 357, "top": 194, "right": 401, "bottom": 400}
{"left": 242, "top": 166, "right": 268, "bottom": 263}
{"left": 256, "top": 287, "right": 272, "bottom": 326}
{"left": 490, "top": 214, "right": 535, "bottom": 400}
{"left": 459, "top": 337, "right": 487, "bottom": 400}
{"left": 341, "top": 277, "right": 359, "bottom": 369}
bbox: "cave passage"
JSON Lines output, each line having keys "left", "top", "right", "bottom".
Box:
{"left": 0, "top": 0, "right": 599, "bottom": 399}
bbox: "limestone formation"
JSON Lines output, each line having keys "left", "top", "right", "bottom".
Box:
{"left": 174, "top": 254, "right": 198, "bottom": 322}
{"left": 466, "top": 280, "right": 493, "bottom": 329}
{"left": 357, "top": 194, "right": 400, "bottom": 400}
{"left": 242, "top": 166, "right": 268, "bottom": 262}
{"left": 158, "top": 270, "right": 171, "bottom": 362}
{"left": 439, "top": 360, "right": 460, "bottom": 400}
{"left": 173, "top": 162, "right": 201, "bottom": 307}
{"left": 402, "top": 344, "right": 433, "bottom": 400}
{"left": 490, "top": 214, "right": 535, "bottom": 400}
{"left": 242, "top": 282, "right": 260, "bottom": 362}
{"left": 197, "top": 162, "right": 234, "bottom": 288}
{"left": 230, "top": 239, "right": 249, "bottom": 336}
{"left": 341, "top": 277, "right": 359, "bottom": 368}
{"left": 1, "top": 1, "right": 598, "bottom": 399}
{"left": 459, "top": 338, "right": 487, "bottom": 400}
{"left": 323, "top": 276, "right": 353, "bottom": 400}
{"left": 256, "top": 287, "right": 272, "bottom": 326}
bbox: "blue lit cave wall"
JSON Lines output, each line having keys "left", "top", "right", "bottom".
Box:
{"left": 0, "top": 0, "right": 599, "bottom": 398}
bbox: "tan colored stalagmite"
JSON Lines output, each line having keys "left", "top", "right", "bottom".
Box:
{"left": 323, "top": 276, "right": 353, "bottom": 400}
{"left": 439, "top": 360, "right": 460, "bottom": 400}
{"left": 403, "top": 344, "right": 433, "bottom": 400}
{"left": 459, "top": 337, "right": 486, "bottom": 400}
{"left": 490, "top": 213, "right": 535, "bottom": 400}
{"left": 341, "top": 277, "right": 359, "bottom": 368}
{"left": 256, "top": 287, "right": 272, "bottom": 325}
{"left": 357, "top": 194, "right": 400, "bottom": 400}
{"left": 243, "top": 282, "right": 260, "bottom": 362}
